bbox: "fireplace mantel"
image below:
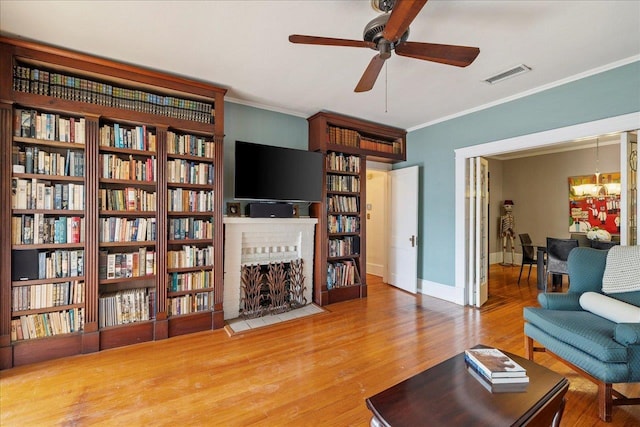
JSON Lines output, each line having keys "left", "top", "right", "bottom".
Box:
{"left": 223, "top": 217, "right": 317, "bottom": 320}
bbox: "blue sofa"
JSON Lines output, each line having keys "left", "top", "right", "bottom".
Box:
{"left": 523, "top": 247, "right": 640, "bottom": 422}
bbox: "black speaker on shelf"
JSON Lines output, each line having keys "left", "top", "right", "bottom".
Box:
{"left": 12, "top": 249, "right": 39, "bottom": 281}
{"left": 246, "top": 202, "right": 294, "bottom": 218}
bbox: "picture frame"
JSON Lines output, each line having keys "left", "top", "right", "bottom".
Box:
{"left": 226, "top": 202, "right": 241, "bottom": 217}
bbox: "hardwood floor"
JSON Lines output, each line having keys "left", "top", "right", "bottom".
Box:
{"left": 1, "top": 264, "right": 639, "bottom": 426}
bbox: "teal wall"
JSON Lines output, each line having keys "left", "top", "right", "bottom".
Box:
{"left": 397, "top": 61, "right": 640, "bottom": 286}
{"left": 223, "top": 102, "right": 308, "bottom": 209}
{"left": 221, "top": 62, "right": 640, "bottom": 288}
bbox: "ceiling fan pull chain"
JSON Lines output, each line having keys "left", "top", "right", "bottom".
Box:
{"left": 385, "top": 61, "right": 388, "bottom": 113}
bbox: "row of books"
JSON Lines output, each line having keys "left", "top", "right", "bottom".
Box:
{"left": 98, "top": 188, "right": 156, "bottom": 212}
{"left": 328, "top": 236, "right": 360, "bottom": 258}
{"left": 99, "top": 249, "right": 156, "bottom": 280}
{"left": 328, "top": 215, "right": 360, "bottom": 234}
{"left": 168, "top": 292, "right": 212, "bottom": 316}
{"left": 464, "top": 348, "right": 529, "bottom": 388}
{"left": 327, "top": 125, "right": 401, "bottom": 155}
{"left": 13, "top": 109, "right": 86, "bottom": 143}
{"left": 13, "top": 145, "right": 85, "bottom": 177}
{"left": 166, "top": 132, "right": 215, "bottom": 158}
{"left": 99, "top": 123, "right": 156, "bottom": 152}
{"left": 168, "top": 217, "right": 213, "bottom": 241}
{"left": 36, "top": 250, "right": 85, "bottom": 280}
{"left": 166, "top": 159, "right": 214, "bottom": 185}
{"left": 327, "top": 175, "right": 360, "bottom": 192}
{"left": 10, "top": 308, "right": 84, "bottom": 341}
{"left": 12, "top": 281, "right": 85, "bottom": 312}
{"left": 326, "top": 152, "right": 360, "bottom": 173}
{"left": 13, "top": 64, "right": 214, "bottom": 124}
{"left": 167, "top": 245, "right": 214, "bottom": 269}
{"left": 168, "top": 270, "right": 213, "bottom": 292}
{"left": 98, "top": 288, "right": 153, "bottom": 328}
{"left": 99, "top": 217, "right": 157, "bottom": 243}
{"left": 12, "top": 179, "right": 84, "bottom": 210}
{"left": 168, "top": 188, "right": 214, "bottom": 212}
{"left": 327, "top": 195, "right": 359, "bottom": 213}
{"left": 360, "top": 136, "right": 402, "bottom": 154}
{"left": 327, "top": 260, "right": 360, "bottom": 289}
{"left": 12, "top": 214, "right": 83, "bottom": 245}
{"left": 100, "top": 153, "right": 156, "bottom": 182}
{"left": 328, "top": 126, "right": 360, "bottom": 147}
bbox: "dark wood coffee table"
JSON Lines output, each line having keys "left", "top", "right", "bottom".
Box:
{"left": 366, "top": 347, "right": 568, "bottom": 427}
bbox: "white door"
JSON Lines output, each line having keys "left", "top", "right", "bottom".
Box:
{"left": 388, "top": 166, "right": 419, "bottom": 293}
{"left": 468, "top": 157, "right": 489, "bottom": 307}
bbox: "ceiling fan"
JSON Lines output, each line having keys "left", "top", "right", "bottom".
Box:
{"left": 289, "top": 0, "right": 480, "bottom": 93}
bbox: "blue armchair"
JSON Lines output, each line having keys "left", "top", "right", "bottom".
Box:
{"left": 523, "top": 247, "right": 640, "bottom": 422}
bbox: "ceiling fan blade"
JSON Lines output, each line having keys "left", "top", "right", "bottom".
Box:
{"left": 382, "top": 0, "right": 428, "bottom": 43}
{"left": 355, "top": 55, "right": 386, "bottom": 93}
{"left": 289, "top": 34, "right": 375, "bottom": 49}
{"left": 395, "top": 41, "right": 480, "bottom": 67}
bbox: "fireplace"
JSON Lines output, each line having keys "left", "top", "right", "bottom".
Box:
{"left": 223, "top": 217, "right": 317, "bottom": 320}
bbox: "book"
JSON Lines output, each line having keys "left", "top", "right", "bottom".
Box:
{"left": 464, "top": 348, "right": 527, "bottom": 380}
{"left": 466, "top": 360, "right": 530, "bottom": 384}
{"left": 466, "top": 366, "right": 528, "bottom": 393}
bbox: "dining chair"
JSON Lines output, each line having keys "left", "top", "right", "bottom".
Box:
{"left": 518, "top": 233, "right": 538, "bottom": 285}
{"left": 545, "top": 237, "right": 579, "bottom": 291}
{"left": 590, "top": 240, "right": 620, "bottom": 250}
{"left": 570, "top": 233, "right": 590, "bottom": 247}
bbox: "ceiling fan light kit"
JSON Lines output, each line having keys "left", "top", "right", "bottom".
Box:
{"left": 289, "top": 0, "right": 480, "bottom": 93}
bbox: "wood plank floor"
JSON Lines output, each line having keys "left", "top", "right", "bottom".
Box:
{"left": 1, "top": 264, "right": 639, "bottom": 426}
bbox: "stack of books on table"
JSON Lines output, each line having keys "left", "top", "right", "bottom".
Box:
{"left": 464, "top": 348, "right": 529, "bottom": 393}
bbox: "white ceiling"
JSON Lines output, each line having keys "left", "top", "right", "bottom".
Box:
{"left": 1, "top": 0, "right": 639, "bottom": 131}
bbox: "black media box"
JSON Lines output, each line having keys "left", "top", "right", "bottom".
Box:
{"left": 246, "top": 202, "right": 294, "bottom": 218}
{"left": 12, "top": 249, "right": 39, "bottom": 281}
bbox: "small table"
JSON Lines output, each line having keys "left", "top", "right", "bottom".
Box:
{"left": 366, "top": 348, "right": 568, "bottom": 427}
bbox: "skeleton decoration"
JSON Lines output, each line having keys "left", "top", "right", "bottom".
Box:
{"left": 501, "top": 200, "right": 516, "bottom": 265}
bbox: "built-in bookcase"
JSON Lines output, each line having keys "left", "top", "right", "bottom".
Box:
{"left": 0, "top": 36, "right": 226, "bottom": 369}
{"left": 326, "top": 151, "right": 363, "bottom": 292}
{"left": 97, "top": 121, "right": 158, "bottom": 335}
{"left": 9, "top": 108, "right": 87, "bottom": 343}
{"left": 165, "top": 131, "right": 215, "bottom": 331}
{"left": 308, "top": 112, "right": 406, "bottom": 306}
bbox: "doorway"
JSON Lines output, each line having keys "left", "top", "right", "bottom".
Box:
{"left": 365, "top": 165, "right": 389, "bottom": 280}
{"left": 455, "top": 113, "right": 639, "bottom": 306}
{"left": 365, "top": 162, "right": 419, "bottom": 293}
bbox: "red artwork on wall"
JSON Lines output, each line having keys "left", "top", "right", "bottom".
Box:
{"left": 568, "top": 172, "right": 621, "bottom": 235}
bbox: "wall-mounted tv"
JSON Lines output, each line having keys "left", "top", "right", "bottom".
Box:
{"left": 234, "top": 140, "right": 323, "bottom": 203}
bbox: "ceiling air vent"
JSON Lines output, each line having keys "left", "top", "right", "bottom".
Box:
{"left": 483, "top": 64, "right": 531, "bottom": 84}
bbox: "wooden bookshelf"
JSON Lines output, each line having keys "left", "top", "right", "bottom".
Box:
{"left": 308, "top": 112, "right": 406, "bottom": 306}
{"left": 0, "top": 36, "right": 226, "bottom": 369}
{"left": 165, "top": 130, "right": 217, "bottom": 337}
{"left": 97, "top": 122, "right": 158, "bottom": 346}
{"left": 308, "top": 111, "right": 406, "bottom": 163}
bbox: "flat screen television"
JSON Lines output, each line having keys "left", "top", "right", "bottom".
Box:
{"left": 234, "top": 140, "right": 323, "bottom": 203}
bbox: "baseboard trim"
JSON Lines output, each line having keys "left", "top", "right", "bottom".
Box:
{"left": 367, "top": 263, "right": 384, "bottom": 277}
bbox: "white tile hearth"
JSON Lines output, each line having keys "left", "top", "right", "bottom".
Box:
{"left": 225, "top": 304, "right": 326, "bottom": 335}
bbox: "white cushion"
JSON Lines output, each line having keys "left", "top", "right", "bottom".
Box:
{"left": 579, "top": 292, "right": 640, "bottom": 323}
{"left": 602, "top": 246, "right": 640, "bottom": 293}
